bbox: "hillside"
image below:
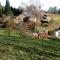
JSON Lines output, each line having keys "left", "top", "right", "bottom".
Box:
{"left": 48, "top": 14, "right": 60, "bottom": 30}
{"left": 36, "top": 14, "right": 60, "bottom": 31}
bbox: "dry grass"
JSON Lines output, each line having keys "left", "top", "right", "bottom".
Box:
{"left": 36, "top": 14, "right": 60, "bottom": 31}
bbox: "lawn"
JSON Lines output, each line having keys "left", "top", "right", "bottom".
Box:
{"left": 0, "top": 29, "right": 60, "bottom": 60}
{"left": 0, "top": 29, "right": 20, "bottom": 36}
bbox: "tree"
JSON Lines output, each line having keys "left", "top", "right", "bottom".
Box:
{"left": 57, "top": 8, "right": 60, "bottom": 14}
{"left": 0, "top": 3, "right": 3, "bottom": 16}
{"left": 48, "top": 7, "right": 57, "bottom": 14}
{"left": 12, "top": 7, "right": 23, "bottom": 16}
{"left": 53, "top": 7, "right": 57, "bottom": 14}
{"left": 5, "top": 0, "right": 13, "bottom": 16}
{"left": 26, "top": 5, "right": 40, "bottom": 18}
{"left": 48, "top": 7, "right": 53, "bottom": 12}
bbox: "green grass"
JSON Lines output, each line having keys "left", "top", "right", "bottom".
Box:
{"left": 0, "top": 29, "right": 60, "bottom": 60}
{"left": 0, "top": 36, "right": 60, "bottom": 60}
{"left": 0, "top": 29, "right": 20, "bottom": 36}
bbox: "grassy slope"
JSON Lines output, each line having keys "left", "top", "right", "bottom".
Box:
{"left": 48, "top": 14, "right": 60, "bottom": 31}
{"left": 0, "top": 29, "right": 60, "bottom": 60}
{"left": 51, "top": 14, "right": 60, "bottom": 21}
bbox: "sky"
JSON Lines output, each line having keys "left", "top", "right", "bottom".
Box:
{"left": 0, "top": 0, "right": 60, "bottom": 10}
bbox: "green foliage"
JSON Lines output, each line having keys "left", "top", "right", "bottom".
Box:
{"left": 57, "top": 8, "right": 60, "bottom": 14}
{"left": 53, "top": 7, "right": 57, "bottom": 14}
{"left": 12, "top": 7, "right": 23, "bottom": 16}
{"left": 5, "top": 0, "right": 13, "bottom": 16}
{"left": 48, "top": 7, "right": 57, "bottom": 14}
{"left": 48, "top": 7, "right": 60, "bottom": 14}
{"left": 0, "top": 29, "right": 60, "bottom": 60}
{"left": 0, "top": 3, "right": 3, "bottom": 16}
{"left": 0, "top": 35, "right": 60, "bottom": 60}
{"left": 0, "top": 0, "right": 23, "bottom": 16}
